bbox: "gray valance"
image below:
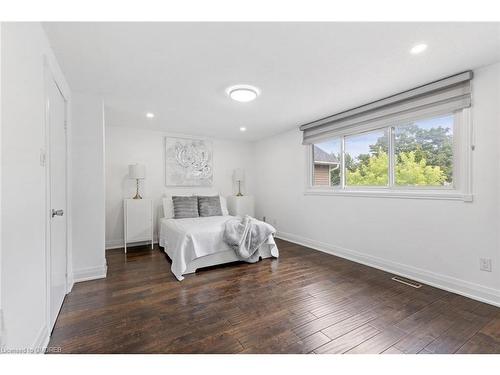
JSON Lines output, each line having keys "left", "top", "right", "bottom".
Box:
{"left": 300, "top": 71, "right": 472, "bottom": 144}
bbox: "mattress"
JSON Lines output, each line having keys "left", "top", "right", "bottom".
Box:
{"left": 159, "top": 215, "right": 278, "bottom": 280}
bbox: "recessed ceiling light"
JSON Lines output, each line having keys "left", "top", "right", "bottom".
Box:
{"left": 146, "top": 112, "right": 155, "bottom": 118}
{"left": 226, "top": 85, "right": 260, "bottom": 102}
{"left": 410, "top": 43, "right": 428, "bottom": 55}
{"left": 240, "top": 127, "right": 247, "bottom": 132}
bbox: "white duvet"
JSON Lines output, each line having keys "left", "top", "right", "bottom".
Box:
{"left": 159, "top": 215, "right": 279, "bottom": 280}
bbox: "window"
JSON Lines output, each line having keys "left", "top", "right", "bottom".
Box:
{"left": 312, "top": 139, "right": 341, "bottom": 187}
{"left": 345, "top": 129, "right": 389, "bottom": 187}
{"left": 307, "top": 110, "right": 470, "bottom": 200}
{"left": 394, "top": 114, "right": 453, "bottom": 187}
{"left": 302, "top": 72, "right": 471, "bottom": 200}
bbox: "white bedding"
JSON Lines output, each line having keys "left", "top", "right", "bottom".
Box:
{"left": 159, "top": 215, "right": 279, "bottom": 280}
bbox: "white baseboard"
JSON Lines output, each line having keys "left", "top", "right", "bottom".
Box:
{"left": 106, "top": 239, "right": 158, "bottom": 250}
{"left": 73, "top": 264, "right": 107, "bottom": 283}
{"left": 105, "top": 239, "right": 125, "bottom": 249}
{"left": 32, "top": 324, "right": 49, "bottom": 353}
{"left": 276, "top": 231, "right": 500, "bottom": 308}
{"left": 67, "top": 277, "right": 74, "bottom": 293}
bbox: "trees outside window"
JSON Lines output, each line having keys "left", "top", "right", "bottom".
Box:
{"left": 311, "top": 113, "right": 454, "bottom": 189}
{"left": 345, "top": 129, "right": 388, "bottom": 186}
{"left": 394, "top": 114, "right": 453, "bottom": 186}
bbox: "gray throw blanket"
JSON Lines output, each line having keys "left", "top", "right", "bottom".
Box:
{"left": 223, "top": 215, "right": 275, "bottom": 262}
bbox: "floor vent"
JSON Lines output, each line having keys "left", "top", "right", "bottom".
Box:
{"left": 391, "top": 276, "right": 422, "bottom": 288}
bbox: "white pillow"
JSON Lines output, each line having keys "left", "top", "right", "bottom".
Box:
{"left": 219, "top": 195, "right": 229, "bottom": 216}
{"left": 162, "top": 196, "right": 175, "bottom": 219}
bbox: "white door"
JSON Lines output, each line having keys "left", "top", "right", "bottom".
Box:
{"left": 48, "top": 78, "right": 67, "bottom": 331}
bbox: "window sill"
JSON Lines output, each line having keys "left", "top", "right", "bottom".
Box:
{"left": 304, "top": 188, "right": 472, "bottom": 202}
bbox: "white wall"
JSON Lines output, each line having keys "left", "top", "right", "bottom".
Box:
{"left": 71, "top": 93, "right": 106, "bottom": 282}
{"left": 254, "top": 62, "right": 500, "bottom": 306}
{"left": 1, "top": 23, "right": 71, "bottom": 350}
{"left": 105, "top": 126, "right": 256, "bottom": 248}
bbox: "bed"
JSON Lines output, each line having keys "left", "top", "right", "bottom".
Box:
{"left": 159, "top": 215, "right": 279, "bottom": 280}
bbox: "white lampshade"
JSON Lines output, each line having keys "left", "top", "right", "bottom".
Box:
{"left": 128, "top": 164, "right": 146, "bottom": 179}
{"left": 233, "top": 168, "right": 245, "bottom": 182}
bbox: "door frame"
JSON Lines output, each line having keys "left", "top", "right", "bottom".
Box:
{"left": 43, "top": 56, "right": 71, "bottom": 334}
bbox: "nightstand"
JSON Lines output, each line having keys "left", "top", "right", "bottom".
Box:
{"left": 226, "top": 196, "right": 255, "bottom": 217}
{"left": 123, "top": 198, "right": 153, "bottom": 253}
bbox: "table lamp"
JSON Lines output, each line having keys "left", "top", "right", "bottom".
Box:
{"left": 128, "top": 164, "right": 146, "bottom": 199}
{"left": 233, "top": 168, "right": 245, "bottom": 197}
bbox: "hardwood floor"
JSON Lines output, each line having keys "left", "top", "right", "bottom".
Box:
{"left": 48, "top": 239, "right": 500, "bottom": 354}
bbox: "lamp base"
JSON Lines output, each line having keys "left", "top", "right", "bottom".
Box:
{"left": 133, "top": 179, "right": 142, "bottom": 199}
{"left": 236, "top": 180, "right": 244, "bottom": 196}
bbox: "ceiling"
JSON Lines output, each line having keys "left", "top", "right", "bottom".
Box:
{"left": 43, "top": 22, "right": 500, "bottom": 141}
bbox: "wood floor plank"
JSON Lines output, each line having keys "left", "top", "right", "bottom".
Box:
{"left": 455, "top": 332, "right": 500, "bottom": 354}
{"left": 293, "top": 309, "right": 352, "bottom": 339}
{"left": 314, "top": 324, "right": 380, "bottom": 354}
{"left": 321, "top": 310, "right": 378, "bottom": 340}
{"left": 477, "top": 317, "right": 500, "bottom": 343}
{"left": 394, "top": 314, "right": 457, "bottom": 353}
{"left": 345, "top": 326, "right": 406, "bottom": 354}
{"left": 47, "top": 240, "right": 500, "bottom": 354}
{"left": 423, "top": 316, "right": 490, "bottom": 354}
{"left": 282, "top": 332, "right": 332, "bottom": 354}
{"left": 382, "top": 346, "right": 405, "bottom": 354}
{"left": 239, "top": 330, "right": 301, "bottom": 353}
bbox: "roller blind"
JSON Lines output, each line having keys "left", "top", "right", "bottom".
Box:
{"left": 300, "top": 71, "right": 472, "bottom": 145}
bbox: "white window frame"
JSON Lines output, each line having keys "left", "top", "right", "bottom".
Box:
{"left": 328, "top": 164, "right": 340, "bottom": 187}
{"left": 305, "top": 108, "right": 473, "bottom": 201}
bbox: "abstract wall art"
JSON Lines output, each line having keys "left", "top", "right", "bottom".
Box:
{"left": 164, "top": 137, "right": 213, "bottom": 186}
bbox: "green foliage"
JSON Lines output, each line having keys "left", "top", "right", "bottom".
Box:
{"left": 345, "top": 150, "right": 446, "bottom": 186}
{"left": 347, "top": 150, "right": 388, "bottom": 186}
{"left": 395, "top": 151, "right": 446, "bottom": 186}
{"left": 317, "top": 121, "right": 452, "bottom": 187}
{"left": 370, "top": 124, "right": 453, "bottom": 183}
{"left": 330, "top": 165, "right": 341, "bottom": 186}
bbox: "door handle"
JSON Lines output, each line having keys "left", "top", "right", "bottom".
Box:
{"left": 51, "top": 209, "right": 64, "bottom": 217}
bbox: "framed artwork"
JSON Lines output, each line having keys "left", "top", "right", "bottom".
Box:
{"left": 164, "top": 137, "right": 213, "bottom": 187}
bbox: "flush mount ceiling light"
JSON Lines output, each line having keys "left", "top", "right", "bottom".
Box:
{"left": 410, "top": 43, "right": 428, "bottom": 55}
{"left": 239, "top": 127, "right": 247, "bottom": 132}
{"left": 145, "top": 112, "right": 155, "bottom": 118}
{"left": 226, "top": 85, "right": 260, "bottom": 102}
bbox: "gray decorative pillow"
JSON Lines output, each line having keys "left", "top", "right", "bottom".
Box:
{"left": 198, "top": 196, "right": 222, "bottom": 217}
{"left": 172, "top": 196, "right": 199, "bottom": 219}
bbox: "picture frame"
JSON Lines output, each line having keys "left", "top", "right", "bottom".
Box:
{"left": 164, "top": 136, "right": 213, "bottom": 187}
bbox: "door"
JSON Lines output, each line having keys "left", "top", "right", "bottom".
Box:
{"left": 48, "top": 77, "right": 67, "bottom": 331}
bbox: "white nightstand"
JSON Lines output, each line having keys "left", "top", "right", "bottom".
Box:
{"left": 226, "top": 196, "right": 255, "bottom": 217}
{"left": 123, "top": 198, "right": 153, "bottom": 253}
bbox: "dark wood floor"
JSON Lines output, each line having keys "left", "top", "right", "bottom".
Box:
{"left": 48, "top": 239, "right": 500, "bottom": 354}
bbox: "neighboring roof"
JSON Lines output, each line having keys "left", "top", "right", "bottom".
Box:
{"left": 313, "top": 146, "right": 339, "bottom": 164}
